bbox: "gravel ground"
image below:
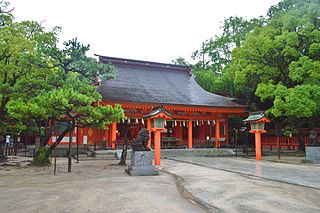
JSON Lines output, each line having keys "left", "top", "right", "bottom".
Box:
{"left": 1, "top": 156, "right": 320, "bottom": 213}
{"left": 0, "top": 158, "right": 203, "bottom": 213}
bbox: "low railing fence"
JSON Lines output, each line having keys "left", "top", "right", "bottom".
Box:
{"left": 0, "top": 142, "right": 25, "bottom": 156}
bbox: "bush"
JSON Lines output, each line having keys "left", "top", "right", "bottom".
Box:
{"left": 33, "top": 147, "right": 51, "bottom": 166}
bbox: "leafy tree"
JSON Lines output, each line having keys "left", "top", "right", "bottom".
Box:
{"left": 192, "top": 16, "right": 265, "bottom": 74}
{"left": 171, "top": 57, "right": 190, "bottom": 66}
{"left": 0, "top": 2, "right": 58, "bottom": 138}
{"left": 8, "top": 38, "right": 125, "bottom": 159}
{"left": 228, "top": 0, "right": 320, "bottom": 149}
{"left": 0, "top": 2, "right": 124, "bottom": 162}
{"left": 191, "top": 16, "right": 265, "bottom": 98}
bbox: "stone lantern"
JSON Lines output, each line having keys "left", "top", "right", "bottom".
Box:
{"left": 244, "top": 111, "right": 270, "bottom": 160}
{"left": 144, "top": 107, "right": 172, "bottom": 165}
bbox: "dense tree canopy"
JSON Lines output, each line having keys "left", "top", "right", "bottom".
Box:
{"left": 192, "top": 16, "right": 265, "bottom": 96}
{"left": 229, "top": 0, "right": 320, "bottom": 123}
{"left": 192, "top": 16, "right": 265, "bottom": 74}
{"left": 0, "top": 2, "right": 124, "bottom": 156}
{"left": 190, "top": 0, "right": 320, "bottom": 145}
{"left": 0, "top": 3, "right": 58, "bottom": 135}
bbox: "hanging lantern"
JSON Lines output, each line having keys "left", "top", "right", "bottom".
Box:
{"left": 201, "top": 120, "right": 204, "bottom": 125}
{"left": 213, "top": 120, "right": 215, "bottom": 125}
{"left": 122, "top": 118, "right": 125, "bottom": 123}
{"left": 128, "top": 119, "right": 131, "bottom": 124}
{"left": 207, "top": 120, "right": 210, "bottom": 125}
{"left": 164, "top": 120, "right": 167, "bottom": 126}
{"left": 136, "top": 118, "right": 138, "bottom": 123}
{"left": 174, "top": 120, "right": 177, "bottom": 126}
{"left": 142, "top": 119, "right": 144, "bottom": 124}
{"left": 196, "top": 120, "right": 199, "bottom": 126}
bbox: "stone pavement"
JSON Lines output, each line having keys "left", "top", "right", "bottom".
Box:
{"left": 166, "top": 157, "right": 320, "bottom": 189}
{"left": 160, "top": 157, "right": 320, "bottom": 212}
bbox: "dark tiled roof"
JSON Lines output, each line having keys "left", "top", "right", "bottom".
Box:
{"left": 143, "top": 107, "right": 172, "bottom": 119}
{"left": 244, "top": 111, "right": 265, "bottom": 122}
{"left": 96, "top": 55, "right": 246, "bottom": 108}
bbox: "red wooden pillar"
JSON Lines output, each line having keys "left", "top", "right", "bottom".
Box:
{"left": 188, "top": 121, "right": 193, "bottom": 149}
{"left": 215, "top": 117, "right": 220, "bottom": 148}
{"left": 77, "top": 127, "right": 83, "bottom": 144}
{"left": 105, "top": 126, "right": 109, "bottom": 147}
{"left": 111, "top": 122, "right": 117, "bottom": 150}
{"left": 147, "top": 119, "right": 152, "bottom": 149}
{"left": 154, "top": 131, "right": 161, "bottom": 166}
{"left": 225, "top": 116, "right": 229, "bottom": 145}
{"left": 255, "top": 132, "right": 261, "bottom": 160}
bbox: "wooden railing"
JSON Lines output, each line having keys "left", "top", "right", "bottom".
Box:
{"left": 0, "top": 142, "right": 25, "bottom": 156}
{"left": 261, "top": 136, "right": 310, "bottom": 149}
{"left": 160, "top": 139, "right": 218, "bottom": 149}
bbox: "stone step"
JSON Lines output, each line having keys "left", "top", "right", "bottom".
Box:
{"left": 90, "top": 148, "right": 235, "bottom": 160}
{"left": 160, "top": 148, "right": 235, "bottom": 158}
{"left": 93, "top": 150, "right": 132, "bottom": 160}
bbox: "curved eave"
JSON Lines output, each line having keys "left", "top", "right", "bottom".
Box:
{"left": 101, "top": 99, "right": 248, "bottom": 114}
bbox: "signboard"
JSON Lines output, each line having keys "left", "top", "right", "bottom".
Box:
{"left": 83, "top": 135, "right": 88, "bottom": 145}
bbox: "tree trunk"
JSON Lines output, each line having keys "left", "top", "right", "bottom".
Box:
{"left": 119, "top": 134, "right": 128, "bottom": 165}
{"left": 40, "top": 128, "right": 54, "bottom": 147}
{"left": 296, "top": 119, "right": 305, "bottom": 151}
{"left": 46, "top": 125, "right": 71, "bottom": 158}
{"left": 275, "top": 121, "right": 282, "bottom": 160}
{"left": 119, "top": 122, "right": 129, "bottom": 165}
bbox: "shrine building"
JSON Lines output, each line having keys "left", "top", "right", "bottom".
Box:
{"left": 51, "top": 55, "right": 247, "bottom": 149}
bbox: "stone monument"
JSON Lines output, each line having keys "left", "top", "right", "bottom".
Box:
{"left": 126, "top": 128, "right": 159, "bottom": 176}
{"left": 305, "top": 130, "right": 320, "bottom": 163}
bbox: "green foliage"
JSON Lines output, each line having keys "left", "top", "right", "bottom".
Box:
{"left": 289, "top": 56, "right": 320, "bottom": 83}
{"left": 285, "top": 85, "right": 319, "bottom": 118}
{"left": 191, "top": 16, "right": 266, "bottom": 102}
{"left": 171, "top": 57, "right": 190, "bottom": 66}
{"left": 7, "top": 38, "right": 125, "bottom": 150}
{"left": 0, "top": 2, "right": 124, "bottom": 151}
{"left": 33, "top": 147, "right": 51, "bottom": 165}
{"left": 0, "top": 1, "right": 13, "bottom": 26}
{"left": 0, "top": 2, "right": 58, "bottom": 135}
{"left": 228, "top": 0, "right": 320, "bottom": 121}
{"left": 192, "top": 16, "right": 265, "bottom": 74}
{"left": 193, "top": 69, "right": 234, "bottom": 96}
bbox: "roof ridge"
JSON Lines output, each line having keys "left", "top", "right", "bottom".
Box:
{"left": 95, "top": 54, "right": 192, "bottom": 73}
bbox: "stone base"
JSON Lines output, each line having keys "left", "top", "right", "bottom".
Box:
{"left": 126, "top": 151, "right": 159, "bottom": 176}
{"left": 125, "top": 168, "right": 159, "bottom": 176}
{"left": 306, "top": 146, "right": 320, "bottom": 163}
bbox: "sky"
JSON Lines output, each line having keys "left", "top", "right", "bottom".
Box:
{"left": 11, "top": 0, "right": 280, "bottom": 64}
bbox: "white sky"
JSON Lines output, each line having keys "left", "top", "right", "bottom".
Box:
{"left": 11, "top": 0, "right": 280, "bottom": 64}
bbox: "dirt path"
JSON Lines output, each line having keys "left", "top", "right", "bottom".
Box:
{"left": 2, "top": 157, "right": 320, "bottom": 213}
{"left": 0, "top": 158, "right": 204, "bottom": 213}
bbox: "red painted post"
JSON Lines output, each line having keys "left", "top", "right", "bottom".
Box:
{"left": 154, "top": 131, "right": 161, "bottom": 166}
{"left": 188, "top": 121, "right": 193, "bottom": 149}
{"left": 111, "top": 122, "right": 117, "bottom": 150}
{"left": 147, "top": 119, "right": 152, "bottom": 149}
{"left": 105, "top": 127, "right": 109, "bottom": 147}
{"left": 225, "top": 116, "right": 229, "bottom": 145}
{"left": 215, "top": 117, "right": 220, "bottom": 148}
{"left": 255, "top": 132, "right": 261, "bottom": 160}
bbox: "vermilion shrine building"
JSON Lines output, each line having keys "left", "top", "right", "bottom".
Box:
{"left": 58, "top": 55, "right": 248, "bottom": 149}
